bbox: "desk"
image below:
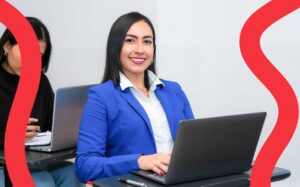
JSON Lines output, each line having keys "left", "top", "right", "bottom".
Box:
{"left": 0, "top": 148, "right": 76, "bottom": 187}
{"left": 93, "top": 167, "right": 290, "bottom": 187}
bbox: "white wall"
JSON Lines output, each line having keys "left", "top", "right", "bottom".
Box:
{"left": 1, "top": 1, "right": 299, "bottom": 186}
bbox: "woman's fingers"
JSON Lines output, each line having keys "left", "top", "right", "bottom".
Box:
{"left": 138, "top": 153, "right": 171, "bottom": 174}
{"left": 28, "top": 118, "right": 38, "bottom": 123}
{"left": 159, "top": 154, "right": 171, "bottom": 165}
{"left": 26, "top": 125, "right": 40, "bottom": 140}
{"left": 151, "top": 165, "right": 164, "bottom": 175}
{"left": 25, "top": 131, "right": 38, "bottom": 140}
{"left": 26, "top": 125, "right": 40, "bottom": 132}
{"left": 154, "top": 161, "right": 168, "bottom": 173}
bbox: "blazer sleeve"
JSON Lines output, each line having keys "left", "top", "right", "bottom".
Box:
{"left": 175, "top": 82, "right": 195, "bottom": 119}
{"left": 75, "top": 88, "right": 141, "bottom": 183}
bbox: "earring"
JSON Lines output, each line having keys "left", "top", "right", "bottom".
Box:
{"left": 4, "top": 51, "right": 8, "bottom": 56}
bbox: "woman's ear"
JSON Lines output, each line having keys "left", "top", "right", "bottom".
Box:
{"left": 3, "top": 41, "right": 12, "bottom": 52}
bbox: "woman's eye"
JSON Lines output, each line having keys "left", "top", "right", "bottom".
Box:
{"left": 125, "top": 38, "right": 134, "bottom": 43}
{"left": 144, "top": 40, "right": 152, "bottom": 45}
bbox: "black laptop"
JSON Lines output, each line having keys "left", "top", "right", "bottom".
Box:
{"left": 132, "top": 112, "right": 266, "bottom": 185}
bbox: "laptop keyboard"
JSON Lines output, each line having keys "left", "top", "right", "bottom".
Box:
{"left": 148, "top": 172, "right": 166, "bottom": 180}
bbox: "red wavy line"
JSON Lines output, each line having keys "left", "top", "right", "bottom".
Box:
{"left": 0, "top": 1, "right": 42, "bottom": 186}
{"left": 240, "top": 0, "right": 299, "bottom": 186}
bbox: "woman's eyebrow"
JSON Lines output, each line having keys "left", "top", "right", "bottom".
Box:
{"left": 126, "top": 34, "right": 153, "bottom": 39}
{"left": 125, "top": 34, "right": 137, "bottom": 38}
{"left": 144, "top": 36, "right": 153, "bottom": 39}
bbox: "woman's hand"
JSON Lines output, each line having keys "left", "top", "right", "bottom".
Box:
{"left": 137, "top": 153, "right": 171, "bottom": 175}
{"left": 26, "top": 118, "right": 40, "bottom": 140}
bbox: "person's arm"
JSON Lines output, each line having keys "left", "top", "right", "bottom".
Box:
{"left": 175, "top": 82, "right": 194, "bottom": 119}
{"left": 75, "top": 88, "right": 141, "bottom": 183}
{"left": 43, "top": 76, "right": 54, "bottom": 132}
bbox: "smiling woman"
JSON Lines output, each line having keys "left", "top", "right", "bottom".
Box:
{"left": 75, "top": 12, "right": 195, "bottom": 183}
{"left": 120, "top": 20, "right": 154, "bottom": 82}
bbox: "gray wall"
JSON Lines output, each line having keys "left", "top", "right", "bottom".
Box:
{"left": 1, "top": 1, "right": 299, "bottom": 186}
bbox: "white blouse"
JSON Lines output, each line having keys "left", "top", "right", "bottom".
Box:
{"left": 119, "top": 71, "right": 174, "bottom": 153}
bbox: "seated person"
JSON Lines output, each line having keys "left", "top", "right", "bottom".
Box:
{"left": 0, "top": 17, "right": 83, "bottom": 187}
{"left": 76, "top": 12, "right": 194, "bottom": 183}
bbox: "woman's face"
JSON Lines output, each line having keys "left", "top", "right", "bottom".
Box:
{"left": 3, "top": 40, "right": 47, "bottom": 76}
{"left": 120, "top": 20, "right": 154, "bottom": 78}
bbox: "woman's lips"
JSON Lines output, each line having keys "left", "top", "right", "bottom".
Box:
{"left": 130, "top": 57, "right": 145, "bottom": 64}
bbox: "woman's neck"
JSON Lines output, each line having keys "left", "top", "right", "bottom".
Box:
{"left": 1, "top": 62, "right": 17, "bottom": 75}
{"left": 125, "top": 72, "right": 145, "bottom": 90}
{"left": 123, "top": 70, "right": 145, "bottom": 89}
{"left": 123, "top": 71, "right": 150, "bottom": 97}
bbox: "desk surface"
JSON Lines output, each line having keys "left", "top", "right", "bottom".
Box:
{"left": 0, "top": 148, "right": 76, "bottom": 168}
{"left": 0, "top": 148, "right": 76, "bottom": 187}
{"left": 93, "top": 167, "right": 290, "bottom": 187}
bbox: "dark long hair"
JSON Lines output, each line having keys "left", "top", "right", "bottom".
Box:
{"left": 102, "top": 12, "right": 156, "bottom": 90}
{"left": 0, "top": 17, "right": 52, "bottom": 72}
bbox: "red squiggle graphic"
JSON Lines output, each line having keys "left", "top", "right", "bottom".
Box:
{"left": 0, "top": 1, "right": 41, "bottom": 186}
{"left": 240, "top": 0, "right": 299, "bottom": 186}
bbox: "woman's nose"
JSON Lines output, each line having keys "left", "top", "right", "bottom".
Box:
{"left": 134, "top": 42, "right": 145, "bottom": 53}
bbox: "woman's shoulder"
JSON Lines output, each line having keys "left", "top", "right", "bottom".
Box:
{"left": 89, "top": 80, "right": 118, "bottom": 95}
{"left": 40, "top": 73, "right": 51, "bottom": 85}
{"left": 40, "top": 73, "right": 53, "bottom": 92}
{"left": 160, "top": 79, "right": 182, "bottom": 90}
{"left": 87, "top": 80, "right": 121, "bottom": 105}
{"left": 159, "top": 79, "right": 188, "bottom": 98}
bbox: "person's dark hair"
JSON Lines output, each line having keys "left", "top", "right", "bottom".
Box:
{"left": 102, "top": 12, "right": 156, "bottom": 90}
{"left": 0, "top": 17, "right": 52, "bottom": 72}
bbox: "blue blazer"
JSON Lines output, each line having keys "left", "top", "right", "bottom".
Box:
{"left": 75, "top": 79, "right": 194, "bottom": 183}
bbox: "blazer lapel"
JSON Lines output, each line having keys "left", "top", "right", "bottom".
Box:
{"left": 119, "top": 88, "right": 155, "bottom": 140}
{"left": 155, "top": 87, "right": 176, "bottom": 140}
